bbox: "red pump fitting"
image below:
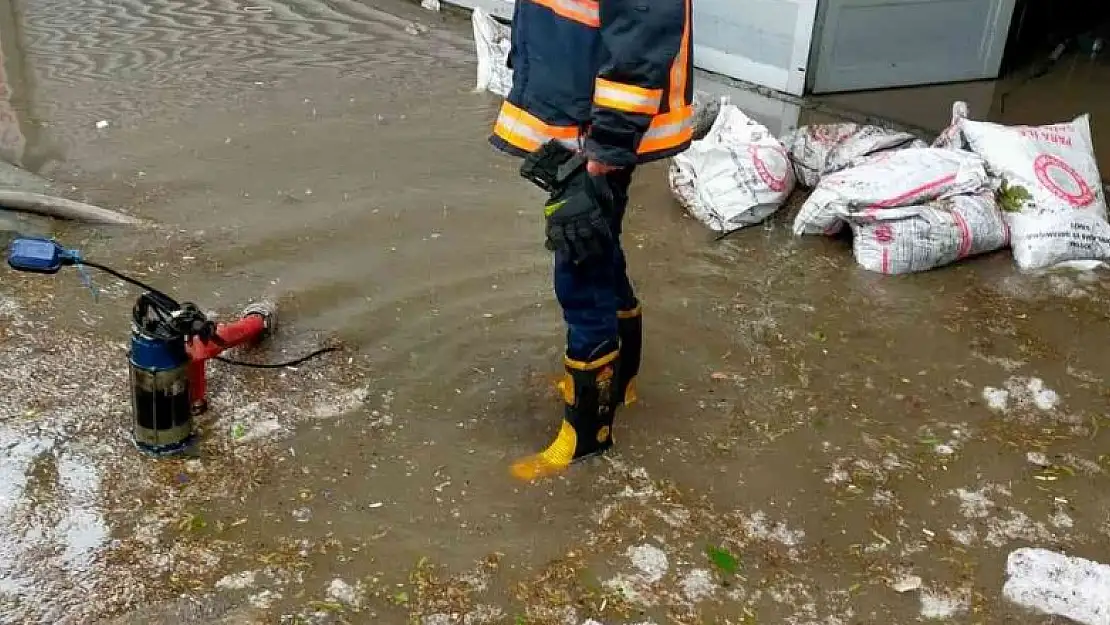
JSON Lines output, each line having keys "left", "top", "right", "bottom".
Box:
{"left": 185, "top": 301, "right": 276, "bottom": 415}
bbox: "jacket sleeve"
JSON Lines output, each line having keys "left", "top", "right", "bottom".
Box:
{"left": 584, "top": 0, "right": 686, "bottom": 168}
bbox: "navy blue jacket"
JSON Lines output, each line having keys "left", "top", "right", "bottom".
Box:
{"left": 489, "top": 0, "right": 693, "bottom": 167}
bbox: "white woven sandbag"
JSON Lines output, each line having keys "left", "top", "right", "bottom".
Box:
{"left": 850, "top": 192, "right": 1009, "bottom": 274}
{"left": 1006, "top": 208, "right": 1110, "bottom": 271}
{"left": 472, "top": 8, "right": 512, "bottom": 97}
{"left": 781, "top": 123, "right": 925, "bottom": 188}
{"left": 931, "top": 101, "right": 971, "bottom": 151}
{"left": 960, "top": 115, "right": 1110, "bottom": 270}
{"left": 792, "top": 147, "right": 990, "bottom": 236}
{"left": 669, "top": 105, "right": 794, "bottom": 234}
{"left": 960, "top": 114, "right": 1106, "bottom": 218}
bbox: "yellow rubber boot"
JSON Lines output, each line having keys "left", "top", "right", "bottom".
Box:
{"left": 511, "top": 350, "right": 620, "bottom": 481}
{"left": 551, "top": 306, "right": 639, "bottom": 407}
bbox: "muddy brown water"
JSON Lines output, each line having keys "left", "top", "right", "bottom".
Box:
{"left": 2, "top": 0, "right": 1110, "bottom": 624}
{"left": 816, "top": 52, "right": 1110, "bottom": 173}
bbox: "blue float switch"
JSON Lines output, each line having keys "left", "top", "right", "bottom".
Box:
{"left": 6, "top": 237, "right": 78, "bottom": 274}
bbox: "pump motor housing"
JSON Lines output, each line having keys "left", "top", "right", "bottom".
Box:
{"left": 129, "top": 325, "right": 195, "bottom": 456}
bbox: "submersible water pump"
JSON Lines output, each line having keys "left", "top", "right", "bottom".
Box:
{"left": 126, "top": 290, "right": 276, "bottom": 455}
{"left": 129, "top": 290, "right": 197, "bottom": 455}
{"left": 6, "top": 236, "right": 331, "bottom": 457}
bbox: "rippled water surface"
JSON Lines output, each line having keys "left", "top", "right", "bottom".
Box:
{"left": 3, "top": 0, "right": 1110, "bottom": 623}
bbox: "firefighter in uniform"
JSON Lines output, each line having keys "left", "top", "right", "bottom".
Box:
{"left": 489, "top": 0, "right": 694, "bottom": 480}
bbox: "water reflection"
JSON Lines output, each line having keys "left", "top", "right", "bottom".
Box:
{"left": 0, "top": 0, "right": 51, "bottom": 173}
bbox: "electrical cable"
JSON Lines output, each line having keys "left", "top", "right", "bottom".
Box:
{"left": 79, "top": 259, "right": 169, "bottom": 298}
{"left": 214, "top": 346, "right": 341, "bottom": 368}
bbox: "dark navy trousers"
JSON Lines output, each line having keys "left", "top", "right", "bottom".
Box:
{"left": 553, "top": 167, "right": 638, "bottom": 362}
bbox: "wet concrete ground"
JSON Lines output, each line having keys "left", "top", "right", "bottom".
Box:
{"left": 2, "top": 1, "right": 1110, "bottom": 624}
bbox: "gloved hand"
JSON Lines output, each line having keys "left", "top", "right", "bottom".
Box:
{"left": 543, "top": 169, "right": 614, "bottom": 264}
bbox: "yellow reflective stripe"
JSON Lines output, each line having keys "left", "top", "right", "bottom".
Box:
{"left": 557, "top": 373, "right": 574, "bottom": 405}
{"left": 594, "top": 78, "right": 662, "bottom": 116}
{"left": 623, "top": 377, "right": 638, "bottom": 405}
{"left": 564, "top": 350, "right": 618, "bottom": 371}
{"left": 493, "top": 101, "right": 580, "bottom": 153}
{"left": 639, "top": 105, "right": 693, "bottom": 154}
{"left": 616, "top": 305, "right": 642, "bottom": 320}
{"left": 530, "top": 0, "right": 599, "bottom": 27}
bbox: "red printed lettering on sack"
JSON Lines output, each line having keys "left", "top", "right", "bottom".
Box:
{"left": 810, "top": 124, "right": 856, "bottom": 146}
{"left": 1018, "top": 127, "right": 1074, "bottom": 148}
{"left": 951, "top": 208, "right": 972, "bottom": 259}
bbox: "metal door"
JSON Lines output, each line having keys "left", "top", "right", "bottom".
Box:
{"left": 808, "top": 0, "right": 1017, "bottom": 93}
{"left": 692, "top": 0, "right": 821, "bottom": 96}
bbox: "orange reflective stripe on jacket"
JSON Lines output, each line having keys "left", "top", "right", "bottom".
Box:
{"left": 532, "top": 0, "right": 599, "bottom": 27}
{"left": 593, "top": 78, "right": 663, "bottom": 116}
{"left": 494, "top": 100, "right": 692, "bottom": 158}
{"left": 637, "top": 0, "right": 693, "bottom": 155}
{"left": 493, "top": 101, "right": 580, "bottom": 153}
{"left": 637, "top": 105, "right": 693, "bottom": 154}
{"left": 667, "top": 0, "right": 692, "bottom": 113}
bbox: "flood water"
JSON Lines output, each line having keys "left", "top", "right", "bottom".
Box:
{"left": 2, "top": 1, "right": 1110, "bottom": 624}
{"left": 816, "top": 53, "right": 1110, "bottom": 172}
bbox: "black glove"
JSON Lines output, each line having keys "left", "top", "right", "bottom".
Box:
{"left": 543, "top": 170, "right": 614, "bottom": 264}
{"left": 520, "top": 140, "right": 616, "bottom": 264}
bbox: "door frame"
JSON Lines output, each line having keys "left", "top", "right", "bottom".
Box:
{"left": 692, "top": 0, "right": 820, "bottom": 97}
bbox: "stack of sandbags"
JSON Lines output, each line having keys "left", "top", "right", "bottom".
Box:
{"left": 790, "top": 101, "right": 1109, "bottom": 274}
{"left": 791, "top": 144, "right": 1007, "bottom": 275}
{"left": 792, "top": 147, "right": 991, "bottom": 237}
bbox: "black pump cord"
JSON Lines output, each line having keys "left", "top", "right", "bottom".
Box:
{"left": 80, "top": 259, "right": 170, "bottom": 300}
{"left": 78, "top": 259, "right": 340, "bottom": 369}
{"left": 215, "top": 347, "right": 341, "bottom": 369}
